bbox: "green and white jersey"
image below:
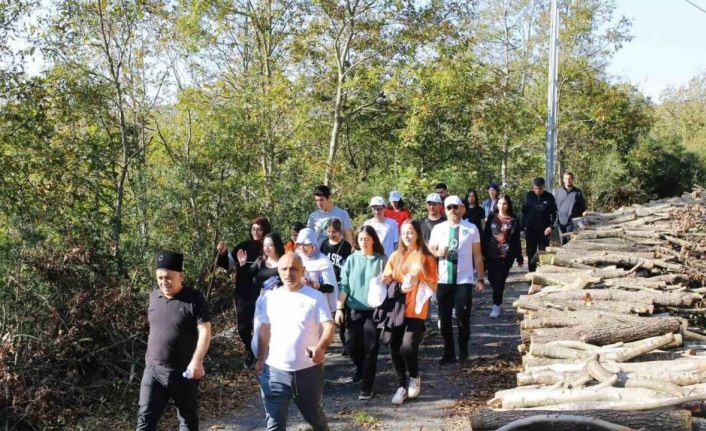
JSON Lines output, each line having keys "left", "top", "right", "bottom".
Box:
{"left": 428, "top": 220, "right": 480, "bottom": 284}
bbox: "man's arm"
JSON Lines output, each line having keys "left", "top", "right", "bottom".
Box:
{"left": 548, "top": 194, "right": 558, "bottom": 227}
{"left": 187, "top": 322, "right": 212, "bottom": 379}
{"left": 575, "top": 190, "right": 587, "bottom": 217}
{"left": 254, "top": 323, "right": 271, "bottom": 374}
{"left": 472, "top": 242, "right": 485, "bottom": 292}
{"left": 334, "top": 292, "right": 348, "bottom": 325}
{"left": 309, "top": 320, "right": 335, "bottom": 365}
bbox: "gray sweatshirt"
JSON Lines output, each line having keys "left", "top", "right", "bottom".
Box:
{"left": 554, "top": 186, "right": 586, "bottom": 225}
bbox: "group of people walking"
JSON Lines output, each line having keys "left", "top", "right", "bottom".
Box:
{"left": 136, "top": 173, "right": 586, "bottom": 431}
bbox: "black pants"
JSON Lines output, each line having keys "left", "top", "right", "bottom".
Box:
{"left": 558, "top": 221, "right": 574, "bottom": 245}
{"left": 390, "top": 318, "right": 425, "bottom": 387}
{"left": 436, "top": 283, "right": 473, "bottom": 358}
{"left": 487, "top": 257, "right": 514, "bottom": 306}
{"left": 526, "top": 230, "right": 549, "bottom": 272}
{"left": 345, "top": 309, "right": 380, "bottom": 393}
{"left": 234, "top": 295, "right": 256, "bottom": 359}
{"left": 136, "top": 365, "right": 199, "bottom": 431}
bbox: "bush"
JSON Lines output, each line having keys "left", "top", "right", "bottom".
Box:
{"left": 1, "top": 243, "right": 148, "bottom": 429}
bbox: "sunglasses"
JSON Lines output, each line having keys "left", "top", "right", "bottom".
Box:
{"left": 446, "top": 204, "right": 460, "bottom": 210}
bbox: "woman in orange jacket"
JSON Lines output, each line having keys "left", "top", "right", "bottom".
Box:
{"left": 381, "top": 219, "right": 437, "bottom": 405}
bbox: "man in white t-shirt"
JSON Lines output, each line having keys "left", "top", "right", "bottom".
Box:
{"left": 363, "top": 196, "right": 399, "bottom": 257}
{"left": 308, "top": 184, "right": 354, "bottom": 245}
{"left": 428, "top": 195, "right": 485, "bottom": 365}
{"left": 255, "top": 253, "right": 335, "bottom": 430}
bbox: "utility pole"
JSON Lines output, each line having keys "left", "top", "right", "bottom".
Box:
{"left": 545, "top": 0, "right": 559, "bottom": 190}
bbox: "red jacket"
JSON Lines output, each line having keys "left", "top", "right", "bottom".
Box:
{"left": 384, "top": 208, "right": 412, "bottom": 230}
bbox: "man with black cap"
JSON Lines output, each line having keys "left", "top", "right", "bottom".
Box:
{"left": 136, "top": 250, "right": 212, "bottom": 431}
{"left": 522, "top": 178, "right": 558, "bottom": 272}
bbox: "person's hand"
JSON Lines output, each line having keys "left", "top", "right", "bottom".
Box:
{"left": 307, "top": 345, "right": 326, "bottom": 365}
{"left": 380, "top": 274, "right": 393, "bottom": 285}
{"left": 217, "top": 241, "right": 227, "bottom": 255}
{"left": 436, "top": 246, "right": 448, "bottom": 258}
{"left": 186, "top": 360, "right": 205, "bottom": 380}
{"left": 335, "top": 309, "right": 345, "bottom": 326}
{"left": 303, "top": 276, "right": 320, "bottom": 289}
{"left": 544, "top": 227, "right": 553, "bottom": 237}
{"left": 400, "top": 274, "right": 417, "bottom": 293}
{"left": 236, "top": 249, "right": 247, "bottom": 266}
{"left": 254, "top": 359, "right": 264, "bottom": 375}
{"left": 475, "top": 280, "right": 485, "bottom": 293}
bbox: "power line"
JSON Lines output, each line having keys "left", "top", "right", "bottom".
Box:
{"left": 685, "top": 0, "right": 706, "bottom": 14}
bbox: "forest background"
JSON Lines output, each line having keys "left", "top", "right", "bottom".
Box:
{"left": 1, "top": 0, "right": 704, "bottom": 428}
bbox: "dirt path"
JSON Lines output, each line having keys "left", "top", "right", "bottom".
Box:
{"left": 205, "top": 268, "right": 525, "bottom": 431}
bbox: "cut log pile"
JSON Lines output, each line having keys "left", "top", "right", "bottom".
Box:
{"left": 471, "top": 189, "right": 706, "bottom": 431}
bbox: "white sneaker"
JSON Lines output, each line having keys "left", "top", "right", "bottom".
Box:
{"left": 408, "top": 376, "right": 421, "bottom": 399}
{"left": 489, "top": 305, "right": 501, "bottom": 319}
{"left": 391, "top": 387, "right": 408, "bottom": 405}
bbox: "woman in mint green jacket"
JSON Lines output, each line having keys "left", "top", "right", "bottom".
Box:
{"left": 335, "top": 225, "right": 387, "bottom": 401}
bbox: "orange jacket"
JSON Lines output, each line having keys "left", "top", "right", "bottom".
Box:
{"left": 383, "top": 249, "right": 438, "bottom": 319}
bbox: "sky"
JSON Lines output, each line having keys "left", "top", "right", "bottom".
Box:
{"left": 606, "top": 0, "right": 706, "bottom": 102}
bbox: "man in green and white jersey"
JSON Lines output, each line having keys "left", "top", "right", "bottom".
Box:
{"left": 428, "top": 195, "right": 485, "bottom": 365}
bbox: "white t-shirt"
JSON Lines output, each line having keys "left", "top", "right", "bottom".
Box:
{"left": 257, "top": 286, "right": 332, "bottom": 371}
{"left": 429, "top": 220, "right": 480, "bottom": 284}
{"left": 364, "top": 217, "right": 399, "bottom": 257}
{"left": 307, "top": 206, "right": 354, "bottom": 243}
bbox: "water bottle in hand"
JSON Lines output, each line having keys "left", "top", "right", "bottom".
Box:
{"left": 182, "top": 369, "right": 193, "bottom": 379}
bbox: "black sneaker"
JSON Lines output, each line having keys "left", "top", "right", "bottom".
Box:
{"left": 438, "top": 355, "right": 457, "bottom": 366}
{"left": 352, "top": 370, "right": 363, "bottom": 384}
{"left": 459, "top": 347, "right": 468, "bottom": 362}
{"left": 358, "top": 390, "right": 374, "bottom": 400}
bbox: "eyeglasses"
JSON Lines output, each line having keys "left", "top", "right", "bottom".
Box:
{"left": 372, "top": 206, "right": 384, "bottom": 211}
{"left": 446, "top": 205, "right": 460, "bottom": 210}
{"left": 426, "top": 202, "right": 440, "bottom": 206}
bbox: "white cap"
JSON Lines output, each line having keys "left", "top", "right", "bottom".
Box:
{"left": 389, "top": 190, "right": 401, "bottom": 202}
{"left": 444, "top": 195, "right": 463, "bottom": 207}
{"left": 369, "top": 196, "right": 385, "bottom": 207}
{"left": 425, "top": 193, "right": 442, "bottom": 204}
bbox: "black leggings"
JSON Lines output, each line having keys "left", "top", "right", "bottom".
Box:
{"left": 487, "top": 257, "right": 514, "bottom": 306}
{"left": 345, "top": 309, "right": 380, "bottom": 393}
{"left": 234, "top": 295, "right": 256, "bottom": 358}
{"left": 390, "top": 318, "right": 425, "bottom": 387}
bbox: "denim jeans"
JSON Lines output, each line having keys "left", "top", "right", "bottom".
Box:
{"left": 258, "top": 364, "right": 329, "bottom": 431}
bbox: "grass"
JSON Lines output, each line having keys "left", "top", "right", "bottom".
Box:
{"left": 351, "top": 410, "right": 378, "bottom": 428}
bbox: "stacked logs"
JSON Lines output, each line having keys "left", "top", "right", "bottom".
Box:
{"left": 471, "top": 190, "right": 706, "bottom": 431}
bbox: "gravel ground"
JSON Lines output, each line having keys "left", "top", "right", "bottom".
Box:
{"left": 204, "top": 267, "right": 526, "bottom": 431}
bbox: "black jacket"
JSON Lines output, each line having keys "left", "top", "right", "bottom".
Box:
{"left": 522, "top": 191, "right": 557, "bottom": 232}
{"left": 462, "top": 203, "right": 485, "bottom": 235}
{"left": 216, "top": 239, "right": 262, "bottom": 299}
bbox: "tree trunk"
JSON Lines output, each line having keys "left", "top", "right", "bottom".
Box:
{"left": 522, "top": 315, "right": 681, "bottom": 345}
{"left": 470, "top": 408, "right": 692, "bottom": 431}
{"left": 325, "top": 75, "right": 344, "bottom": 186}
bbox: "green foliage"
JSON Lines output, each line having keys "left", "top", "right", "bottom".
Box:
{"left": 1, "top": 0, "right": 705, "bottom": 428}
{"left": 627, "top": 135, "right": 702, "bottom": 199}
